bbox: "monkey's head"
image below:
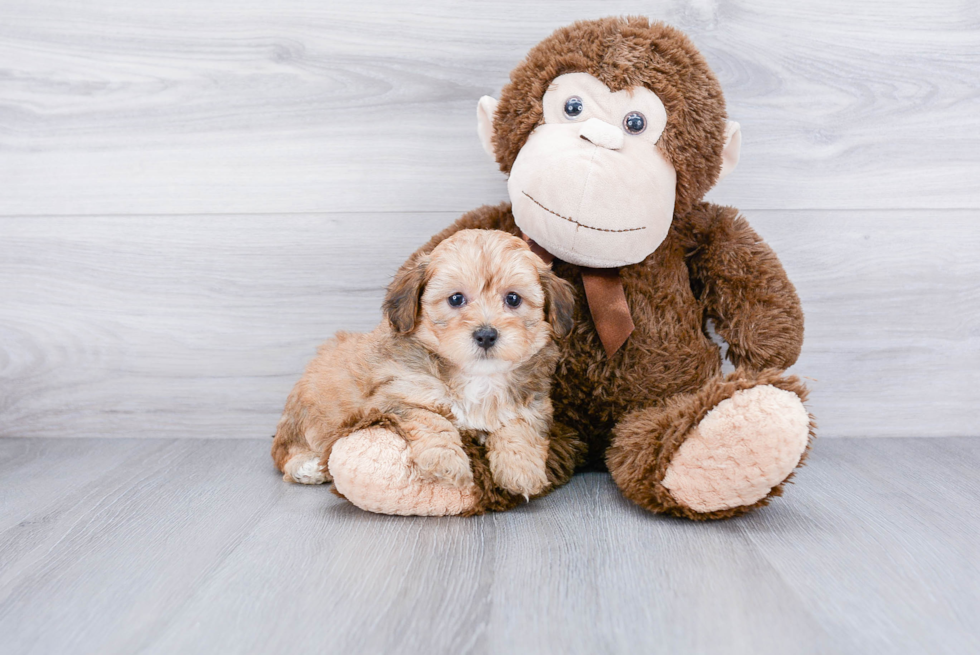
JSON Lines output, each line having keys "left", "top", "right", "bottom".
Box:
{"left": 477, "top": 17, "right": 741, "bottom": 268}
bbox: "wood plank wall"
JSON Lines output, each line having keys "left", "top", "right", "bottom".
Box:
{"left": 1, "top": 1, "right": 978, "bottom": 439}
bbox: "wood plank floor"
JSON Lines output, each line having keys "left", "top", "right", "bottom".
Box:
{"left": 0, "top": 437, "right": 976, "bottom": 654}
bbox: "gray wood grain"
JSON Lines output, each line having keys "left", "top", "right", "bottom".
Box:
{"left": 0, "top": 437, "right": 976, "bottom": 654}
{"left": 1, "top": 210, "right": 976, "bottom": 441}
{"left": 738, "top": 438, "right": 980, "bottom": 654}
{"left": 0, "top": 1, "right": 978, "bottom": 215}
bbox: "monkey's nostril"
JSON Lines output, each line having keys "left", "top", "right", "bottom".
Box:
{"left": 473, "top": 327, "right": 499, "bottom": 350}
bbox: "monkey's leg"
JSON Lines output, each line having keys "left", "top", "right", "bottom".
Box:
{"left": 328, "top": 421, "right": 585, "bottom": 516}
{"left": 326, "top": 427, "right": 479, "bottom": 516}
{"left": 606, "top": 369, "right": 814, "bottom": 520}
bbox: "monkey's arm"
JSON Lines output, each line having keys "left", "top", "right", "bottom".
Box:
{"left": 682, "top": 203, "right": 804, "bottom": 370}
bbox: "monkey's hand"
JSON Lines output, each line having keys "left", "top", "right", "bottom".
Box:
{"left": 683, "top": 203, "right": 804, "bottom": 371}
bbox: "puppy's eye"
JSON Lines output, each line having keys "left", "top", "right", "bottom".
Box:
{"left": 563, "top": 96, "right": 584, "bottom": 118}
{"left": 504, "top": 292, "right": 522, "bottom": 308}
{"left": 623, "top": 111, "right": 646, "bottom": 135}
{"left": 447, "top": 293, "right": 466, "bottom": 307}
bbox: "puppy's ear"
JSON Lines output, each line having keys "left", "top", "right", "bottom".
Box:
{"left": 540, "top": 268, "right": 575, "bottom": 338}
{"left": 384, "top": 256, "right": 430, "bottom": 334}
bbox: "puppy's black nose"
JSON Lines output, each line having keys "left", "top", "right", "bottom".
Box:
{"left": 473, "top": 327, "right": 498, "bottom": 350}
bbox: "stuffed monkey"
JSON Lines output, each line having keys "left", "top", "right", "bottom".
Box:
{"left": 321, "top": 17, "right": 815, "bottom": 519}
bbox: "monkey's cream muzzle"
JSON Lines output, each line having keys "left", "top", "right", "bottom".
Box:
{"left": 505, "top": 73, "right": 676, "bottom": 269}
{"left": 508, "top": 121, "right": 676, "bottom": 268}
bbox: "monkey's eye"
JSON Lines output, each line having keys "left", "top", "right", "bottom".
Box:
{"left": 447, "top": 293, "right": 466, "bottom": 307}
{"left": 563, "top": 96, "right": 584, "bottom": 118}
{"left": 623, "top": 111, "right": 646, "bottom": 135}
{"left": 504, "top": 292, "right": 522, "bottom": 308}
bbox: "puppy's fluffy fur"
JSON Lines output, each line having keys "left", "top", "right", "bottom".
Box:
{"left": 271, "top": 229, "right": 574, "bottom": 498}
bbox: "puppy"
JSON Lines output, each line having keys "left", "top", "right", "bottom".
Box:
{"left": 271, "top": 229, "right": 574, "bottom": 499}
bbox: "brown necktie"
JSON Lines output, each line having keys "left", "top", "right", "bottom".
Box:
{"left": 523, "top": 235, "right": 635, "bottom": 357}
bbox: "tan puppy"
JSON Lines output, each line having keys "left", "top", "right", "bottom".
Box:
{"left": 271, "top": 229, "right": 574, "bottom": 499}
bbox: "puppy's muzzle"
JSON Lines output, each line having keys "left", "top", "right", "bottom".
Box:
{"left": 473, "top": 326, "right": 498, "bottom": 350}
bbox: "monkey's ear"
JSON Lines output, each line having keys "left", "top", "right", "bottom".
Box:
{"left": 718, "top": 120, "right": 742, "bottom": 181}
{"left": 476, "top": 96, "right": 499, "bottom": 159}
{"left": 540, "top": 268, "right": 576, "bottom": 338}
{"left": 383, "top": 256, "right": 429, "bottom": 334}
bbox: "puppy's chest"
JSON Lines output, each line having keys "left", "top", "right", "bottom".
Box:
{"left": 446, "top": 372, "right": 517, "bottom": 433}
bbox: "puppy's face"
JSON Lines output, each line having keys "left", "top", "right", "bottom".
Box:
{"left": 384, "top": 230, "right": 574, "bottom": 371}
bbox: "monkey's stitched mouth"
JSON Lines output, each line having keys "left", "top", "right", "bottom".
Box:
{"left": 521, "top": 191, "right": 646, "bottom": 233}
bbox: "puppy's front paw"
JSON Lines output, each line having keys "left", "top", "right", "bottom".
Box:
{"left": 410, "top": 443, "right": 474, "bottom": 488}
{"left": 489, "top": 447, "right": 549, "bottom": 498}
